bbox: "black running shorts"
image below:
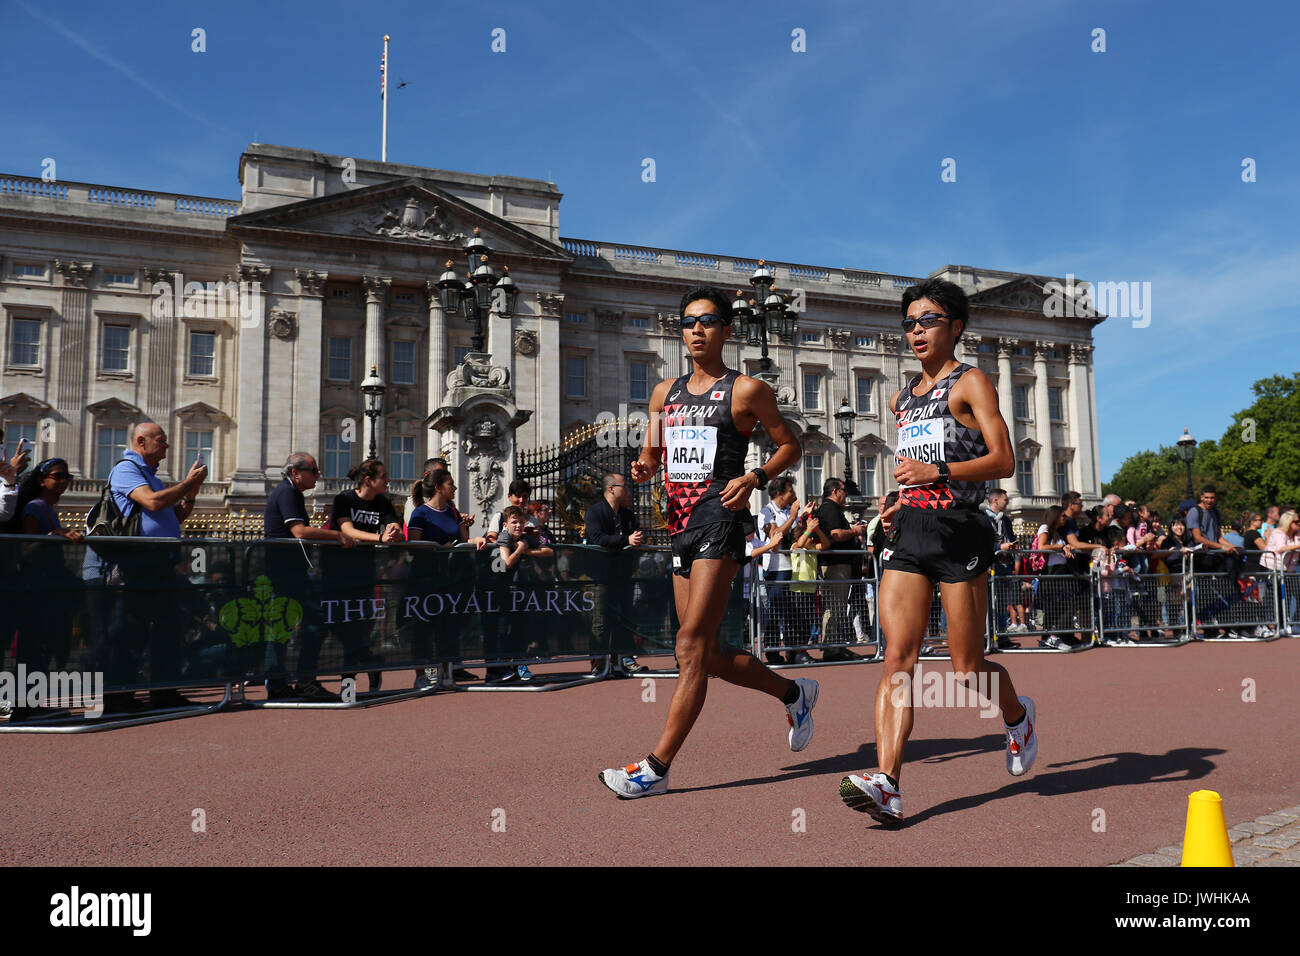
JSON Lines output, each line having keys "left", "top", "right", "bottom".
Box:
{"left": 670, "top": 520, "right": 750, "bottom": 578}
{"left": 880, "top": 506, "right": 994, "bottom": 583}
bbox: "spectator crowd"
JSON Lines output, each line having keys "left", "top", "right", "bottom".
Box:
{"left": 3, "top": 422, "right": 1299, "bottom": 720}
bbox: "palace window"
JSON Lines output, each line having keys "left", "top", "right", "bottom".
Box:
{"left": 9, "top": 318, "right": 40, "bottom": 366}
{"left": 189, "top": 331, "right": 216, "bottom": 377}
{"left": 101, "top": 324, "right": 131, "bottom": 373}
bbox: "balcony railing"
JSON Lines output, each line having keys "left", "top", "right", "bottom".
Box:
{"left": 561, "top": 237, "right": 920, "bottom": 291}
{"left": 0, "top": 174, "right": 239, "bottom": 219}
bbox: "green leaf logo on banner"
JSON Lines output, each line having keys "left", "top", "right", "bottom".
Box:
{"left": 219, "top": 575, "right": 303, "bottom": 647}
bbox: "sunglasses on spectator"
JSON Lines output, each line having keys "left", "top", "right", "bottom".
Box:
{"left": 46, "top": 472, "right": 71, "bottom": 480}
{"left": 296, "top": 467, "right": 321, "bottom": 474}
{"left": 902, "top": 312, "right": 948, "bottom": 332}
{"left": 680, "top": 313, "right": 728, "bottom": 328}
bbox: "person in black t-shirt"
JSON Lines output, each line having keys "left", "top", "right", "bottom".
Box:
{"left": 262, "top": 452, "right": 355, "bottom": 701}
{"left": 325, "top": 459, "right": 402, "bottom": 693}
{"left": 815, "top": 479, "right": 866, "bottom": 660}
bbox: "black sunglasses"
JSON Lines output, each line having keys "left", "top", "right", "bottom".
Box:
{"left": 680, "top": 313, "right": 728, "bottom": 329}
{"left": 901, "top": 311, "right": 949, "bottom": 332}
{"left": 296, "top": 466, "right": 321, "bottom": 475}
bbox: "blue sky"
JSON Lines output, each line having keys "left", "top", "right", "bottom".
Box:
{"left": 3, "top": 0, "right": 1297, "bottom": 479}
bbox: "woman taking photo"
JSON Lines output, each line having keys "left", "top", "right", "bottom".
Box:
{"left": 7, "top": 458, "right": 82, "bottom": 720}
{"left": 1034, "top": 505, "right": 1076, "bottom": 648}
{"left": 406, "top": 469, "right": 484, "bottom": 683}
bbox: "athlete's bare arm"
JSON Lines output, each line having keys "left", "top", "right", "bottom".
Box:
{"left": 721, "top": 374, "right": 802, "bottom": 510}
{"left": 631, "top": 379, "right": 673, "bottom": 483}
{"left": 893, "top": 367, "right": 1013, "bottom": 488}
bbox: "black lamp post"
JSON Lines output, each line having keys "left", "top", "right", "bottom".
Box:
{"left": 835, "top": 397, "right": 860, "bottom": 496}
{"left": 1176, "top": 427, "right": 1197, "bottom": 500}
{"left": 361, "top": 364, "right": 386, "bottom": 461}
{"left": 436, "top": 227, "right": 520, "bottom": 355}
{"left": 731, "top": 260, "right": 797, "bottom": 374}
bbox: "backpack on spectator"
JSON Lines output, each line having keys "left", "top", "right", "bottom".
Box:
{"left": 1027, "top": 550, "right": 1047, "bottom": 574}
{"left": 85, "top": 459, "right": 144, "bottom": 537}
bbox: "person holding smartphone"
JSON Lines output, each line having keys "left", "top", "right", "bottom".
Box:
{"left": 0, "top": 435, "right": 33, "bottom": 525}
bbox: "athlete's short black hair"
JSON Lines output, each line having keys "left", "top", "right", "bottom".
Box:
{"left": 679, "top": 286, "right": 733, "bottom": 325}
{"left": 901, "top": 277, "right": 970, "bottom": 343}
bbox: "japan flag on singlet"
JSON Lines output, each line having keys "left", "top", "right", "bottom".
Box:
{"left": 710, "top": 390, "right": 725, "bottom": 401}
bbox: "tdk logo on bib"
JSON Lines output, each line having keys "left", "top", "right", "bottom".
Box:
{"left": 667, "top": 425, "right": 718, "bottom": 482}
{"left": 895, "top": 416, "right": 945, "bottom": 485}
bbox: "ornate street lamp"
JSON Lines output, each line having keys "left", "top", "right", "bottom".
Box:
{"left": 835, "top": 396, "right": 860, "bottom": 496}
{"left": 1176, "top": 427, "right": 1197, "bottom": 500}
{"left": 361, "top": 364, "right": 387, "bottom": 460}
{"left": 435, "top": 227, "right": 521, "bottom": 355}
{"left": 731, "top": 260, "right": 798, "bottom": 374}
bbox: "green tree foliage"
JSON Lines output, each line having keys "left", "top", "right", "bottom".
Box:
{"left": 1102, "top": 447, "right": 1180, "bottom": 504}
{"left": 1106, "top": 373, "right": 1300, "bottom": 519}
{"left": 1200, "top": 374, "right": 1300, "bottom": 511}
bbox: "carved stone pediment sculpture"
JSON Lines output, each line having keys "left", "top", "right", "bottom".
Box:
{"left": 354, "top": 197, "right": 467, "bottom": 243}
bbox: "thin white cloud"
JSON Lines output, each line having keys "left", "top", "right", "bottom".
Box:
{"left": 14, "top": 0, "right": 236, "bottom": 135}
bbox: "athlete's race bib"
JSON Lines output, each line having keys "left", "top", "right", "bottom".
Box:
{"left": 666, "top": 424, "right": 718, "bottom": 482}
{"left": 896, "top": 417, "right": 945, "bottom": 488}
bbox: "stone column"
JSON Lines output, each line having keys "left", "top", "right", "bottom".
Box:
{"left": 54, "top": 259, "right": 93, "bottom": 475}
{"left": 362, "top": 275, "right": 391, "bottom": 460}
{"left": 996, "top": 339, "right": 1018, "bottom": 495}
{"left": 230, "top": 264, "right": 270, "bottom": 497}
{"left": 1069, "top": 343, "right": 1098, "bottom": 497}
{"left": 1032, "top": 341, "right": 1054, "bottom": 499}
{"left": 294, "top": 269, "right": 327, "bottom": 460}
{"left": 424, "top": 279, "right": 448, "bottom": 457}
{"left": 536, "top": 292, "right": 565, "bottom": 448}
{"left": 488, "top": 303, "right": 516, "bottom": 390}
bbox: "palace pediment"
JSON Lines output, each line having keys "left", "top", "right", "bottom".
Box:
{"left": 227, "top": 178, "right": 570, "bottom": 262}
{"left": 970, "top": 277, "right": 1052, "bottom": 313}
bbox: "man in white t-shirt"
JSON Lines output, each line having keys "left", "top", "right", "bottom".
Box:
{"left": 758, "top": 477, "right": 808, "bottom": 664}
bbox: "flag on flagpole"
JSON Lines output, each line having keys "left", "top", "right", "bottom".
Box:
{"left": 380, "top": 50, "right": 386, "bottom": 98}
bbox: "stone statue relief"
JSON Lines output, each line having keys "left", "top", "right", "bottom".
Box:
{"left": 445, "top": 352, "right": 510, "bottom": 390}
{"left": 355, "top": 197, "right": 466, "bottom": 243}
{"left": 464, "top": 415, "right": 507, "bottom": 516}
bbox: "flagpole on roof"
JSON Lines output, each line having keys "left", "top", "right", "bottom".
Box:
{"left": 381, "top": 34, "right": 390, "bottom": 162}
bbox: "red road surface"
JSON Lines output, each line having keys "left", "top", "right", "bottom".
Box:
{"left": 2, "top": 641, "right": 1296, "bottom": 866}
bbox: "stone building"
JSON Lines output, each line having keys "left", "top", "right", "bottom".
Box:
{"left": 0, "top": 143, "right": 1103, "bottom": 522}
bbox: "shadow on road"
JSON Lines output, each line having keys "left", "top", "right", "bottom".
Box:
{"left": 901, "top": 746, "right": 1225, "bottom": 826}
{"left": 674, "top": 738, "right": 1224, "bottom": 828}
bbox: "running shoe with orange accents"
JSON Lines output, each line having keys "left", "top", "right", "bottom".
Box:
{"left": 1005, "top": 695, "right": 1037, "bottom": 776}
{"left": 599, "top": 759, "right": 669, "bottom": 799}
{"left": 839, "top": 772, "right": 904, "bottom": 824}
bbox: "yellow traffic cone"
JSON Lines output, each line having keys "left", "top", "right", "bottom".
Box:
{"left": 1181, "top": 790, "right": 1234, "bottom": 867}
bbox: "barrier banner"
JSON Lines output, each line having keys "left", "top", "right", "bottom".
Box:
{"left": 0, "top": 538, "right": 747, "bottom": 692}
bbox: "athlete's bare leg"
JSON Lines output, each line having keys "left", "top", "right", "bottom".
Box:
{"left": 875, "top": 569, "right": 1026, "bottom": 782}
{"left": 940, "top": 576, "right": 1025, "bottom": 726}
{"left": 874, "top": 568, "right": 931, "bottom": 782}
{"left": 651, "top": 557, "right": 795, "bottom": 764}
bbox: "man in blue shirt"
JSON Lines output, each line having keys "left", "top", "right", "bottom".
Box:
{"left": 108, "top": 422, "right": 207, "bottom": 709}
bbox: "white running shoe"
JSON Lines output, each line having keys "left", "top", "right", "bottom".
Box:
{"left": 785, "top": 677, "right": 819, "bottom": 752}
{"left": 839, "top": 772, "right": 904, "bottom": 824}
{"left": 599, "top": 759, "right": 669, "bottom": 799}
{"left": 1005, "top": 695, "right": 1037, "bottom": 776}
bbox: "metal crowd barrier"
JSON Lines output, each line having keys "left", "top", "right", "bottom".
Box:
{"left": 750, "top": 549, "right": 879, "bottom": 669}
{"left": 4, "top": 535, "right": 1295, "bottom": 731}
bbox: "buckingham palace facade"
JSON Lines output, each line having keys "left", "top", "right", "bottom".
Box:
{"left": 0, "top": 143, "right": 1104, "bottom": 517}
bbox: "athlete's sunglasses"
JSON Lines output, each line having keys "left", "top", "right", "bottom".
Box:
{"left": 680, "top": 313, "right": 729, "bottom": 329}
{"left": 901, "top": 312, "right": 948, "bottom": 332}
